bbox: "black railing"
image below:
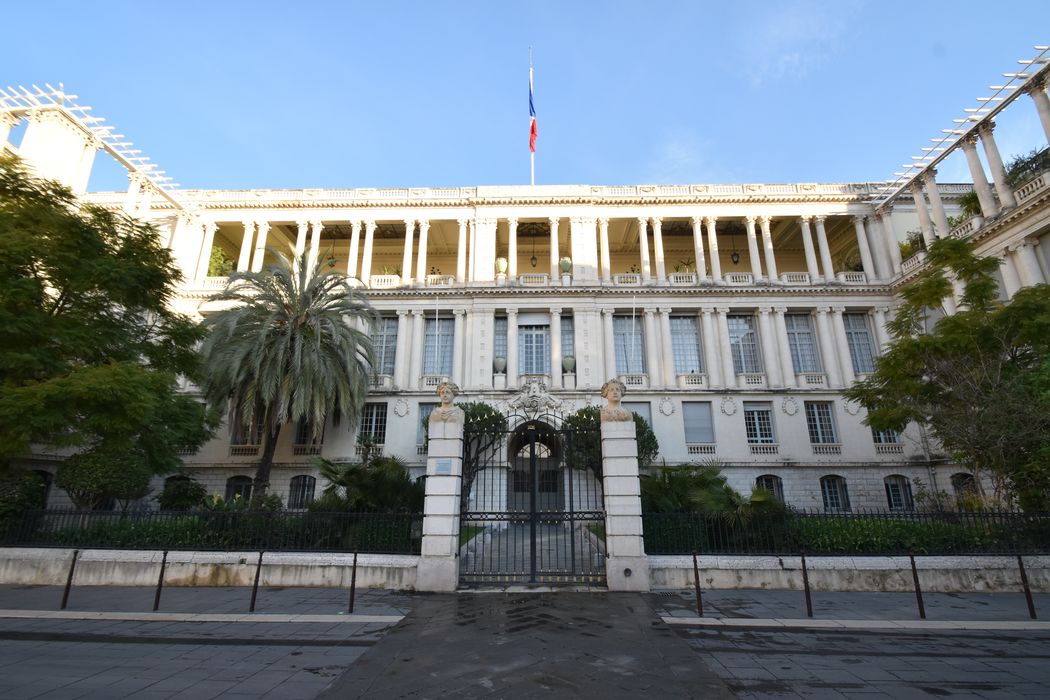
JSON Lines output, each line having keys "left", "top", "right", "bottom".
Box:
{"left": 0, "top": 510, "right": 423, "bottom": 554}
{"left": 642, "top": 510, "right": 1050, "bottom": 556}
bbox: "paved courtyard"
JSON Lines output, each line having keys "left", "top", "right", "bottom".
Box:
{"left": 0, "top": 584, "right": 1048, "bottom": 698}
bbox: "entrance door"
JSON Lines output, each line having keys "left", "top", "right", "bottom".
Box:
{"left": 459, "top": 418, "right": 605, "bottom": 586}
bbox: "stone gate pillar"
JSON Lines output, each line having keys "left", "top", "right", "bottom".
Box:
{"left": 600, "top": 378, "right": 650, "bottom": 591}
{"left": 417, "top": 386, "right": 465, "bottom": 592}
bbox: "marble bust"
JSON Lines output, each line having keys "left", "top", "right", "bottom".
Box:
{"left": 600, "top": 378, "right": 632, "bottom": 422}
{"left": 429, "top": 381, "right": 465, "bottom": 424}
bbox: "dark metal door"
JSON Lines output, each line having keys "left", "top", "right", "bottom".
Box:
{"left": 459, "top": 418, "right": 605, "bottom": 586}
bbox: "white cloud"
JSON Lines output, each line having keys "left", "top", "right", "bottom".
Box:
{"left": 743, "top": 1, "right": 857, "bottom": 86}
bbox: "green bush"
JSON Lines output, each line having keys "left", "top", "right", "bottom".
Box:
{"left": 156, "top": 477, "right": 207, "bottom": 511}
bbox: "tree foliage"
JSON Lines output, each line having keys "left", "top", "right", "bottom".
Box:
{"left": 312, "top": 454, "right": 423, "bottom": 512}
{"left": 845, "top": 237, "right": 1050, "bottom": 509}
{"left": 0, "top": 154, "right": 213, "bottom": 475}
{"left": 561, "top": 405, "right": 659, "bottom": 476}
{"left": 641, "top": 463, "right": 786, "bottom": 522}
{"left": 201, "top": 251, "right": 375, "bottom": 497}
{"left": 56, "top": 447, "right": 154, "bottom": 512}
{"left": 460, "top": 401, "right": 508, "bottom": 506}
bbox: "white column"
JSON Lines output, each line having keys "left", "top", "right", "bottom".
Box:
{"left": 745, "top": 216, "right": 763, "bottom": 281}
{"left": 658, "top": 308, "right": 675, "bottom": 389}
{"left": 507, "top": 309, "right": 519, "bottom": 389}
{"left": 1026, "top": 79, "right": 1050, "bottom": 145}
{"left": 250, "top": 221, "right": 270, "bottom": 272}
{"left": 910, "top": 182, "right": 936, "bottom": 248}
{"left": 393, "top": 310, "right": 411, "bottom": 389}
{"left": 136, "top": 184, "right": 155, "bottom": 218}
{"left": 508, "top": 218, "right": 518, "bottom": 281}
{"left": 195, "top": 222, "right": 218, "bottom": 282}
{"left": 1013, "top": 240, "right": 1046, "bottom": 287}
{"left": 759, "top": 215, "right": 778, "bottom": 283}
{"left": 1000, "top": 251, "right": 1021, "bottom": 299}
{"left": 418, "top": 417, "right": 464, "bottom": 592}
{"left": 452, "top": 309, "right": 466, "bottom": 386}
{"left": 550, "top": 309, "right": 562, "bottom": 388}
{"left": 773, "top": 307, "right": 796, "bottom": 389}
{"left": 294, "top": 220, "right": 309, "bottom": 259}
{"left": 456, "top": 219, "right": 468, "bottom": 283}
{"left": 878, "top": 209, "right": 903, "bottom": 274}
{"left": 74, "top": 138, "right": 100, "bottom": 195}
{"left": 602, "top": 308, "right": 617, "bottom": 380}
{"left": 851, "top": 216, "right": 875, "bottom": 279}
{"left": 643, "top": 310, "right": 661, "bottom": 385}
{"left": 416, "top": 220, "right": 430, "bottom": 285}
{"left": 979, "top": 121, "right": 1017, "bottom": 209}
{"left": 864, "top": 216, "right": 890, "bottom": 281}
{"left": 307, "top": 220, "right": 323, "bottom": 273}
{"left": 549, "top": 216, "right": 560, "bottom": 281}
{"left": 814, "top": 216, "right": 835, "bottom": 281}
{"left": 830, "top": 307, "right": 855, "bottom": 386}
{"left": 960, "top": 135, "right": 998, "bottom": 219}
{"left": 410, "top": 311, "right": 425, "bottom": 388}
{"left": 706, "top": 217, "right": 722, "bottom": 283}
{"left": 691, "top": 216, "right": 707, "bottom": 282}
{"left": 652, "top": 217, "right": 666, "bottom": 283}
{"left": 347, "top": 220, "right": 362, "bottom": 280}
{"left": 758, "top": 307, "right": 781, "bottom": 388}
{"left": 598, "top": 217, "right": 612, "bottom": 283}
{"left": 799, "top": 216, "right": 820, "bottom": 281}
{"left": 699, "top": 309, "right": 721, "bottom": 388}
{"left": 715, "top": 307, "right": 735, "bottom": 386}
{"left": 600, "top": 419, "right": 650, "bottom": 592}
{"left": 923, "top": 170, "right": 951, "bottom": 237}
{"left": 123, "top": 173, "right": 143, "bottom": 214}
{"left": 401, "top": 220, "right": 415, "bottom": 287}
{"left": 237, "top": 221, "right": 254, "bottom": 271}
{"left": 872, "top": 307, "right": 891, "bottom": 351}
{"left": 637, "top": 217, "right": 652, "bottom": 284}
{"left": 815, "top": 307, "right": 842, "bottom": 389}
{"left": 360, "top": 220, "right": 376, "bottom": 286}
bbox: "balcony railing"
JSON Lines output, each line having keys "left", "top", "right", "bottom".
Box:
{"left": 875, "top": 443, "right": 905, "bottom": 455}
{"left": 724, "top": 272, "right": 754, "bottom": 285}
{"left": 800, "top": 373, "right": 826, "bottom": 387}
{"left": 292, "top": 444, "right": 322, "bottom": 456}
{"left": 620, "top": 373, "right": 648, "bottom": 389}
{"left": 369, "top": 374, "right": 394, "bottom": 390}
{"left": 677, "top": 373, "right": 706, "bottom": 388}
{"left": 668, "top": 272, "right": 698, "bottom": 286}
{"left": 812, "top": 443, "right": 842, "bottom": 455}
{"left": 838, "top": 271, "right": 866, "bottom": 284}
{"left": 1015, "top": 171, "right": 1048, "bottom": 202}
{"left": 426, "top": 274, "right": 455, "bottom": 287}
{"left": 901, "top": 251, "right": 927, "bottom": 275}
{"left": 749, "top": 443, "right": 779, "bottom": 455}
{"left": 369, "top": 274, "right": 401, "bottom": 289}
{"left": 201, "top": 276, "right": 229, "bottom": 290}
{"left": 740, "top": 373, "right": 766, "bottom": 388}
{"left": 687, "top": 444, "right": 717, "bottom": 455}
{"left": 518, "top": 273, "right": 549, "bottom": 286}
{"left": 422, "top": 375, "right": 448, "bottom": 388}
{"left": 612, "top": 273, "right": 642, "bottom": 286}
{"left": 229, "top": 445, "right": 260, "bottom": 457}
{"left": 780, "top": 272, "right": 811, "bottom": 285}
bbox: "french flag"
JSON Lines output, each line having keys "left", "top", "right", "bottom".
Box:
{"left": 529, "top": 65, "right": 537, "bottom": 153}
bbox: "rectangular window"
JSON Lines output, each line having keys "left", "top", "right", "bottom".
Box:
{"left": 561, "top": 316, "right": 575, "bottom": 358}
{"left": 613, "top": 316, "right": 646, "bottom": 374}
{"left": 423, "top": 318, "right": 454, "bottom": 376}
{"left": 370, "top": 317, "right": 398, "bottom": 376}
{"left": 682, "top": 402, "right": 714, "bottom": 444}
{"left": 623, "top": 401, "right": 651, "bottom": 427}
{"left": 785, "top": 313, "right": 821, "bottom": 373}
{"left": 519, "top": 325, "right": 551, "bottom": 375}
{"left": 821, "top": 476, "right": 850, "bottom": 512}
{"left": 359, "top": 403, "right": 388, "bottom": 445}
{"left": 844, "top": 313, "right": 876, "bottom": 374}
{"left": 294, "top": 419, "right": 325, "bottom": 446}
{"left": 728, "top": 315, "right": 762, "bottom": 373}
{"left": 494, "top": 317, "right": 508, "bottom": 361}
{"left": 743, "top": 402, "right": 775, "bottom": 444}
{"left": 871, "top": 428, "right": 901, "bottom": 444}
{"left": 417, "top": 403, "right": 437, "bottom": 445}
{"left": 671, "top": 316, "right": 703, "bottom": 374}
{"left": 230, "top": 411, "right": 264, "bottom": 446}
{"left": 805, "top": 402, "right": 838, "bottom": 444}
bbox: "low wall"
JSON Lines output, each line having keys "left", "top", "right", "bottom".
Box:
{"left": 649, "top": 555, "right": 1050, "bottom": 593}
{"left": 0, "top": 548, "right": 419, "bottom": 590}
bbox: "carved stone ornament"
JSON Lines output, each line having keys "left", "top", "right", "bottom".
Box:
{"left": 720, "top": 396, "right": 738, "bottom": 416}
{"left": 781, "top": 396, "right": 799, "bottom": 416}
{"left": 508, "top": 378, "right": 562, "bottom": 416}
{"left": 429, "top": 381, "right": 464, "bottom": 425}
{"left": 844, "top": 400, "right": 862, "bottom": 416}
{"left": 393, "top": 398, "right": 410, "bottom": 418}
{"left": 599, "top": 378, "right": 631, "bottom": 423}
{"left": 658, "top": 397, "right": 675, "bottom": 417}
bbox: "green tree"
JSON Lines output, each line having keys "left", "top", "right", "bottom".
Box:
{"left": 312, "top": 454, "right": 423, "bottom": 512}
{"left": 201, "top": 252, "right": 375, "bottom": 497}
{"left": 845, "top": 237, "right": 1050, "bottom": 509}
{"left": 561, "top": 405, "right": 659, "bottom": 477}
{"left": 156, "top": 476, "right": 208, "bottom": 511}
{"left": 0, "top": 155, "right": 214, "bottom": 477}
{"left": 460, "top": 401, "right": 508, "bottom": 507}
{"left": 56, "top": 447, "right": 154, "bottom": 512}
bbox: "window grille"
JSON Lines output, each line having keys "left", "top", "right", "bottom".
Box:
{"left": 519, "top": 325, "right": 551, "bottom": 375}
{"left": 743, "top": 402, "right": 775, "bottom": 443}
{"left": 884, "top": 475, "right": 914, "bottom": 511}
{"left": 820, "top": 475, "right": 851, "bottom": 512}
{"left": 370, "top": 317, "right": 398, "bottom": 376}
{"left": 844, "top": 313, "right": 876, "bottom": 373}
{"left": 671, "top": 316, "right": 703, "bottom": 374}
{"left": 359, "top": 403, "right": 388, "bottom": 445}
{"left": 288, "top": 475, "right": 316, "bottom": 509}
{"left": 613, "top": 316, "right": 645, "bottom": 374}
{"left": 561, "top": 316, "right": 575, "bottom": 358}
{"left": 728, "top": 315, "right": 761, "bottom": 373}
{"left": 785, "top": 313, "right": 821, "bottom": 373}
{"left": 494, "top": 317, "right": 508, "bottom": 360}
{"left": 804, "top": 402, "right": 838, "bottom": 444}
{"left": 423, "top": 318, "right": 454, "bottom": 376}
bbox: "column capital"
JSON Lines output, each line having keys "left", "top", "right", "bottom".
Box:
{"left": 909, "top": 180, "right": 924, "bottom": 193}
{"left": 758, "top": 306, "right": 773, "bottom": 315}
{"left": 651, "top": 216, "right": 662, "bottom": 225}
{"left": 815, "top": 306, "right": 830, "bottom": 314}
{"left": 876, "top": 205, "right": 893, "bottom": 217}
{"left": 772, "top": 305, "right": 788, "bottom": 314}
{"left": 830, "top": 305, "right": 846, "bottom": 314}
{"left": 456, "top": 218, "right": 468, "bottom": 227}
{"left": 255, "top": 220, "right": 270, "bottom": 232}
{"left": 570, "top": 215, "right": 596, "bottom": 226}
{"left": 549, "top": 308, "right": 562, "bottom": 317}
{"left": 204, "top": 221, "right": 218, "bottom": 233}
{"left": 396, "top": 309, "right": 411, "bottom": 317}
{"left": 922, "top": 168, "right": 938, "bottom": 182}
{"left": 548, "top": 216, "right": 560, "bottom": 228}
{"left": 636, "top": 216, "right": 648, "bottom": 227}
{"left": 597, "top": 216, "right": 609, "bottom": 227}
{"left": 642, "top": 308, "right": 657, "bottom": 317}
{"left": 453, "top": 308, "right": 466, "bottom": 317}
{"left": 404, "top": 219, "right": 415, "bottom": 230}
{"left": 699, "top": 306, "right": 715, "bottom": 315}
{"left": 657, "top": 307, "right": 672, "bottom": 315}
{"left": 715, "top": 305, "right": 730, "bottom": 315}
{"left": 799, "top": 215, "right": 813, "bottom": 224}
{"left": 295, "top": 219, "right": 308, "bottom": 228}
{"left": 690, "top": 215, "right": 703, "bottom": 226}
{"left": 962, "top": 133, "right": 980, "bottom": 148}
{"left": 418, "top": 219, "right": 430, "bottom": 231}
{"left": 852, "top": 214, "right": 867, "bottom": 224}
{"left": 704, "top": 215, "right": 718, "bottom": 226}
{"left": 875, "top": 305, "right": 891, "bottom": 314}
{"left": 243, "top": 220, "right": 257, "bottom": 229}
{"left": 411, "top": 309, "right": 425, "bottom": 317}
{"left": 601, "top": 307, "right": 616, "bottom": 316}
{"left": 364, "top": 219, "right": 377, "bottom": 230}
{"left": 0, "top": 112, "right": 20, "bottom": 128}
{"left": 1025, "top": 77, "right": 1049, "bottom": 95}
{"left": 758, "top": 214, "right": 772, "bottom": 227}
{"left": 814, "top": 215, "right": 827, "bottom": 223}
{"left": 309, "top": 219, "right": 323, "bottom": 229}
{"left": 507, "top": 308, "right": 519, "bottom": 317}
{"left": 507, "top": 217, "right": 518, "bottom": 227}
{"left": 744, "top": 214, "right": 757, "bottom": 225}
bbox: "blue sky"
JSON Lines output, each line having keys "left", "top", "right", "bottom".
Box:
{"left": 3, "top": 1, "right": 1050, "bottom": 190}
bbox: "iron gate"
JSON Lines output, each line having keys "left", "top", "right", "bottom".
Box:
{"left": 458, "top": 416, "right": 606, "bottom": 586}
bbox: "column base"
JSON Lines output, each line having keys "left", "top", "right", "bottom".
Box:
{"left": 416, "top": 556, "right": 459, "bottom": 592}
{"left": 605, "top": 556, "right": 651, "bottom": 592}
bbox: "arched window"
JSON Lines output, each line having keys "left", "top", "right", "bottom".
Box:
{"left": 755, "top": 475, "right": 784, "bottom": 502}
{"left": 225, "top": 476, "right": 253, "bottom": 503}
{"left": 288, "top": 475, "right": 316, "bottom": 509}
{"left": 820, "top": 475, "right": 851, "bottom": 512}
{"left": 951, "top": 473, "right": 978, "bottom": 507}
{"left": 884, "top": 475, "right": 914, "bottom": 511}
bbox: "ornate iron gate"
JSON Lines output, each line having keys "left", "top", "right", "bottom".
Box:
{"left": 459, "top": 415, "right": 606, "bottom": 586}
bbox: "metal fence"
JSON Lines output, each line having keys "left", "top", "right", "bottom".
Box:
{"left": 642, "top": 510, "right": 1050, "bottom": 556}
{"left": 0, "top": 510, "right": 423, "bottom": 554}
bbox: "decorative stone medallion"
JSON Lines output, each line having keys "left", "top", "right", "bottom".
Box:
{"left": 720, "top": 395, "right": 737, "bottom": 416}
{"left": 844, "top": 400, "right": 862, "bottom": 416}
{"left": 781, "top": 396, "right": 799, "bottom": 416}
{"left": 658, "top": 397, "right": 675, "bottom": 417}
{"left": 393, "top": 397, "right": 410, "bottom": 418}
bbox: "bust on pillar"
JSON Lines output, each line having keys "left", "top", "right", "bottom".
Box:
{"left": 418, "top": 381, "right": 465, "bottom": 592}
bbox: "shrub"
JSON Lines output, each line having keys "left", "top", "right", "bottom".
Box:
{"left": 156, "top": 477, "right": 207, "bottom": 511}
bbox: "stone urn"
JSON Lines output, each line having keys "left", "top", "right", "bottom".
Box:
{"left": 495, "top": 257, "right": 509, "bottom": 274}
{"left": 562, "top": 356, "right": 576, "bottom": 374}
{"left": 493, "top": 356, "right": 507, "bottom": 374}
{"left": 559, "top": 256, "right": 572, "bottom": 274}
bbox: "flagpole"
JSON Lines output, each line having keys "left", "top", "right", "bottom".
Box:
{"left": 529, "top": 48, "right": 535, "bottom": 186}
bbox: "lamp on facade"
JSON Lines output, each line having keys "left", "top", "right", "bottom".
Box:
{"left": 730, "top": 233, "right": 741, "bottom": 265}
{"left": 530, "top": 230, "right": 538, "bottom": 268}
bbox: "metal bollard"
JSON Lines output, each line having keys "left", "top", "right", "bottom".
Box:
{"left": 348, "top": 551, "right": 359, "bottom": 614}
{"left": 248, "top": 551, "right": 264, "bottom": 613}
{"left": 909, "top": 552, "right": 926, "bottom": 619}
{"left": 152, "top": 550, "right": 169, "bottom": 612}
{"left": 1018, "top": 555, "right": 1037, "bottom": 620}
{"left": 60, "top": 549, "right": 79, "bottom": 610}
{"left": 800, "top": 549, "right": 813, "bottom": 618}
{"left": 692, "top": 552, "right": 704, "bottom": 617}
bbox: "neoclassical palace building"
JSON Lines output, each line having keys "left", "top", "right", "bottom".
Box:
{"left": 4, "top": 49, "right": 1050, "bottom": 512}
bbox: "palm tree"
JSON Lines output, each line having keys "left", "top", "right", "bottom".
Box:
{"left": 200, "top": 252, "right": 375, "bottom": 497}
